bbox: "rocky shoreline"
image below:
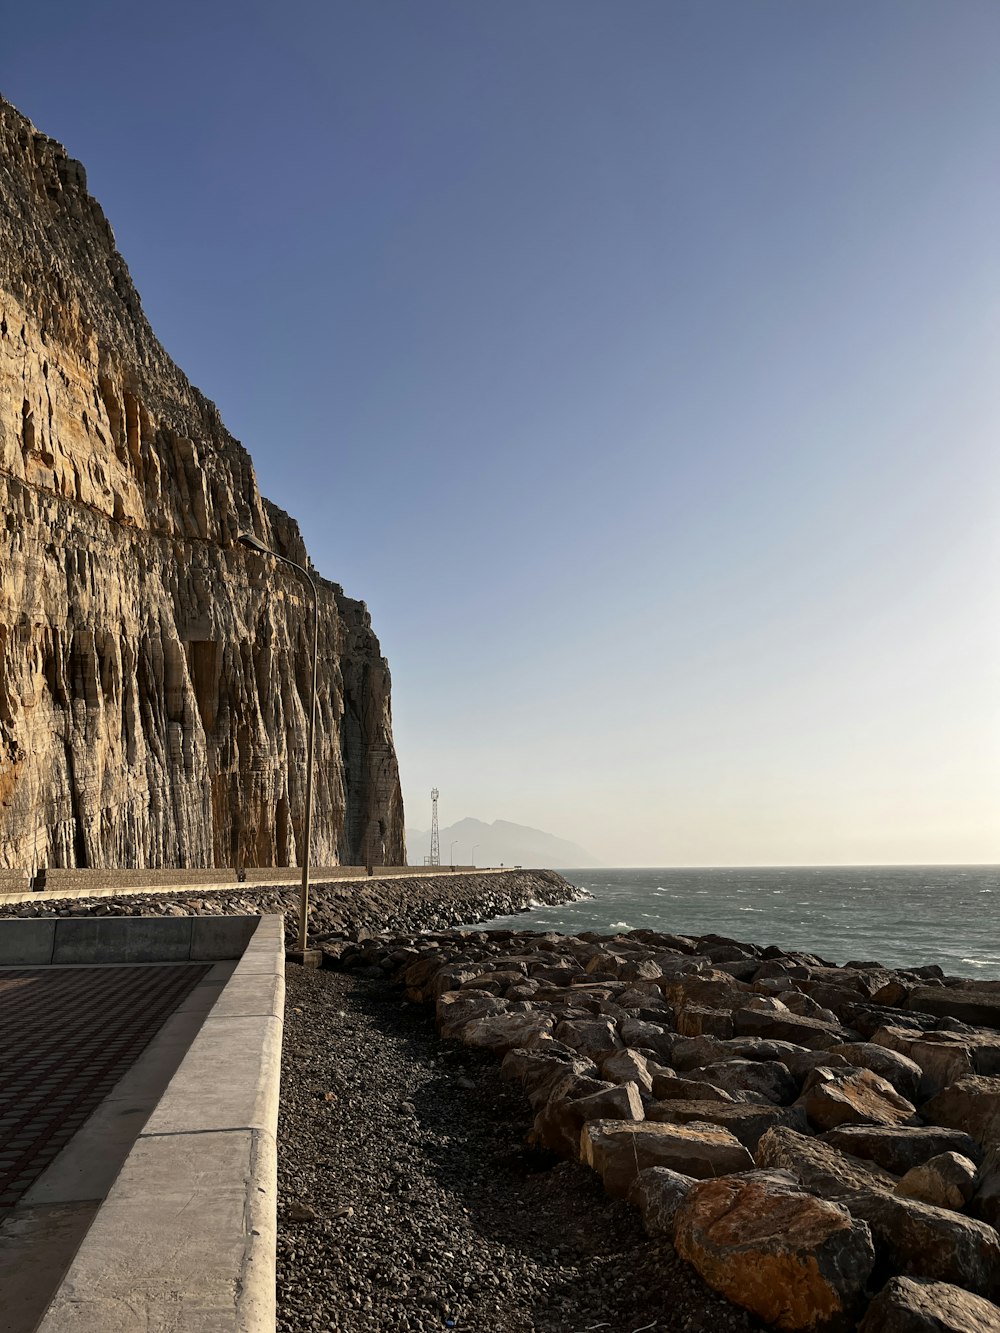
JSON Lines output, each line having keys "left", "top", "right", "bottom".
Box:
{"left": 327, "top": 922, "right": 1000, "bottom": 1332}
{"left": 9, "top": 871, "right": 1000, "bottom": 1329}
{"left": 0, "top": 868, "right": 582, "bottom": 941}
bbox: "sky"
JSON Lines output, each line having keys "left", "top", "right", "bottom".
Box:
{"left": 4, "top": 2, "right": 999, "bottom": 866}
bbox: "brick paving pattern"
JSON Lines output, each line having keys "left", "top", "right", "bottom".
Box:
{"left": 0, "top": 964, "right": 210, "bottom": 1219}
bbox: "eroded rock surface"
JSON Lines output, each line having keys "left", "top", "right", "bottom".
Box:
{"left": 0, "top": 95, "right": 403, "bottom": 869}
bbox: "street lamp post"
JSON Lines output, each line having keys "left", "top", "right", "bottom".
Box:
{"left": 449, "top": 840, "right": 458, "bottom": 868}
{"left": 239, "top": 532, "right": 318, "bottom": 954}
{"left": 471, "top": 844, "right": 479, "bottom": 868}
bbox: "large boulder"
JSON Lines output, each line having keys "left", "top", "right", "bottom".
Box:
{"left": 906, "top": 986, "right": 1000, "bottom": 1032}
{"left": 628, "top": 1166, "right": 695, "bottom": 1238}
{"left": 436, "top": 988, "right": 510, "bottom": 1038}
{"left": 647, "top": 1100, "right": 810, "bottom": 1151}
{"left": 670, "top": 1035, "right": 844, "bottom": 1076}
{"left": 859, "top": 1276, "right": 1000, "bottom": 1333}
{"left": 871, "top": 1028, "right": 977, "bottom": 1099}
{"left": 821, "top": 1125, "right": 983, "bottom": 1177}
{"left": 619, "top": 1017, "right": 678, "bottom": 1061}
{"left": 733, "top": 1009, "right": 852, "bottom": 1051}
{"left": 499, "top": 1047, "right": 603, "bottom": 1112}
{"left": 921, "top": 1076, "right": 1000, "bottom": 1147}
{"left": 692, "top": 1058, "right": 798, "bottom": 1106}
{"left": 598, "top": 1048, "right": 655, "bottom": 1093}
{"left": 458, "top": 1009, "right": 554, "bottom": 1053}
{"left": 674, "top": 1174, "right": 875, "bottom": 1330}
{"left": 663, "top": 972, "right": 749, "bottom": 1016}
{"left": 530, "top": 1081, "right": 643, "bottom": 1159}
{"left": 652, "top": 1075, "right": 737, "bottom": 1104}
{"left": 896, "top": 1152, "right": 978, "bottom": 1210}
{"left": 580, "top": 1119, "right": 754, "bottom": 1197}
{"left": 676, "top": 1006, "right": 736, "bottom": 1039}
{"left": 842, "top": 1189, "right": 1000, "bottom": 1299}
{"left": 552, "top": 1017, "right": 624, "bottom": 1059}
{"left": 796, "top": 1067, "right": 919, "bottom": 1132}
{"left": 757, "top": 1127, "right": 899, "bottom": 1195}
{"left": 827, "top": 1043, "right": 923, "bottom": 1104}
{"left": 970, "top": 1144, "right": 1000, "bottom": 1227}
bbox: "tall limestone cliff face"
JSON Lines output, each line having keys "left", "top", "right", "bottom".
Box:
{"left": 0, "top": 96, "right": 405, "bottom": 870}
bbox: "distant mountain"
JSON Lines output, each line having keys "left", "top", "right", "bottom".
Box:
{"left": 405, "top": 817, "right": 600, "bottom": 869}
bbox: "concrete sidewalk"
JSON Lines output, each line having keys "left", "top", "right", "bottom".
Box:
{"left": 0, "top": 914, "right": 285, "bottom": 1333}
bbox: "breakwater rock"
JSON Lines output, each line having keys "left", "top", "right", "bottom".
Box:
{"left": 0, "top": 94, "right": 403, "bottom": 870}
{"left": 0, "top": 869, "right": 581, "bottom": 944}
{"left": 334, "top": 924, "right": 1000, "bottom": 1331}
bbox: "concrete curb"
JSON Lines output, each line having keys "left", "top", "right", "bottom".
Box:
{"left": 36, "top": 915, "right": 285, "bottom": 1332}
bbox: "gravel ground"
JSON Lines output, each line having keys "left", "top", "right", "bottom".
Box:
{"left": 277, "top": 964, "right": 766, "bottom": 1333}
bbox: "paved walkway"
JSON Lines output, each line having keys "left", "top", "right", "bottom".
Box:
{"left": 0, "top": 964, "right": 210, "bottom": 1219}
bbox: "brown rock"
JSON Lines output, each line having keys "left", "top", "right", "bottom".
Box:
{"left": 665, "top": 973, "right": 749, "bottom": 1016}
{"left": 0, "top": 109, "right": 404, "bottom": 870}
{"left": 693, "top": 1058, "right": 797, "bottom": 1106}
{"left": 499, "top": 1047, "right": 600, "bottom": 1105}
{"left": 922, "top": 1076, "right": 1000, "bottom": 1147}
{"left": 553, "top": 1017, "right": 624, "bottom": 1059}
{"left": 618, "top": 1017, "right": 678, "bottom": 1061}
{"left": 652, "top": 1076, "right": 737, "bottom": 1104}
{"left": 674, "top": 1174, "right": 875, "bottom": 1330}
{"left": 628, "top": 1166, "right": 696, "bottom": 1237}
{"left": 970, "top": 1144, "right": 1000, "bottom": 1228}
{"left": 906, "top": 987, "right": 1000, "bottom": 1033}
{"left": 821, "top": 1125, "right": 983, "bottom": 1177}
{"left": 598, "top": 1048, "right": 655, "bottom": 1093}
{"left": 796, "top": 1066, "right": 919, "bottom": 1132}
{"left": 458, "top": 1010, "right": 555, "bottom": 1054}
{"left": 896, "top": 1152, "right": 978, "bottom": 1210}
{"left": 733, "top": 1009, "right": 853, "bottom": 1051}
{"left": 530, "top": 1081, "right": 643, "bottom": 1159}
{"left": 872, "top": 1028, "right": 977, "bottom": 1099}
{"left": 827, "top": 1042, "right": 923, "bottom": 1103}
{"left": 859, "top": 1276, "right": 1000, "bottom": 1333}
{"left": 676, "top": 1005, "right": 736, "bottom": 1039}
{"left": 436, "top": 990, "right": 509, "bottom": 1039}
{"left": 757, "top": 1127, "right": 899, "bottom": 1195}
{"left": 580, "top": 1119, "right": 754, "bottom": 1197}
{"left": 646, "top": 1100, "right": 810, "bottom": 1151}
{"left": 842, "top": 1189, "right": 1000, "bottom": 1299}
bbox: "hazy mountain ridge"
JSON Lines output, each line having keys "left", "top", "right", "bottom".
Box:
{"left": 406, "top": 817, "right": 600, "bottom": 868}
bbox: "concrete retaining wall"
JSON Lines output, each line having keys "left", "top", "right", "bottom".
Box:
{"left": 0, "top": 914, "right": 260, "bottom": 966}
{"left": 0, "top": 863, "right": 480, "bottom": 902}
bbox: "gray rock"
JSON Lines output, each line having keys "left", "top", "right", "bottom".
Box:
{"left": 821, "top": 1125, "right": 984, "bottom": 1177}
{"left": 628, "top": 1166, "right": 695, "bottom": 1238}
{"left": 859, "top": 1276, "right": 1000, "bottom": 1333}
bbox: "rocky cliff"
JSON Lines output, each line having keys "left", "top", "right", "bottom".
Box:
{"left": 0, "top": 95, "right": 405, "bottom": 870}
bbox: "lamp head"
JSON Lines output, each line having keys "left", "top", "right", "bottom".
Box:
{"left": 238, "top": 532, "right": 271, "bottom": 555}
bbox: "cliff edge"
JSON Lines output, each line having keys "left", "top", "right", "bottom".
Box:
{"left": 0, "top": 95, "right": 405, "bottom": 869}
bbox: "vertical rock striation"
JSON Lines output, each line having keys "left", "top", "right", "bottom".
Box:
{"left": 0, "top": 95, "right": 405, "bottom": 869}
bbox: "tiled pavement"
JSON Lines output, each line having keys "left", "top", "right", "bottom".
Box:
{"left": 0, "top": 964, "right": 210, "bottom": 1219}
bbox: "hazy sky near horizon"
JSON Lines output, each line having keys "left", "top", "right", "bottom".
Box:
{"left": 4, "top": 2, "right": 999, "bottom": 866}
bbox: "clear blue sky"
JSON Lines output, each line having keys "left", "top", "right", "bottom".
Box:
{"left": 5, "top": 2, "right": 999, "bottom": 865}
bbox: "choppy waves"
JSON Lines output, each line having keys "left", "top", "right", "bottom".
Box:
{"left": 474, "top": 865, "right": 1000, "bottom": 979}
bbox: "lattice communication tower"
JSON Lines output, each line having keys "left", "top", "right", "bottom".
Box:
{"left": 424, "top": 787, "right": 441, "bottom": 866}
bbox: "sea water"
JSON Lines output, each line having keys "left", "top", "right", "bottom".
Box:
{"left": 472, "top": 865, "right": 1000, "bottom": 980}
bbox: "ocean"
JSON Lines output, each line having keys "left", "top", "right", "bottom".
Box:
{"left": 471, "top": 865, "right": 1000, "bottom": 980}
